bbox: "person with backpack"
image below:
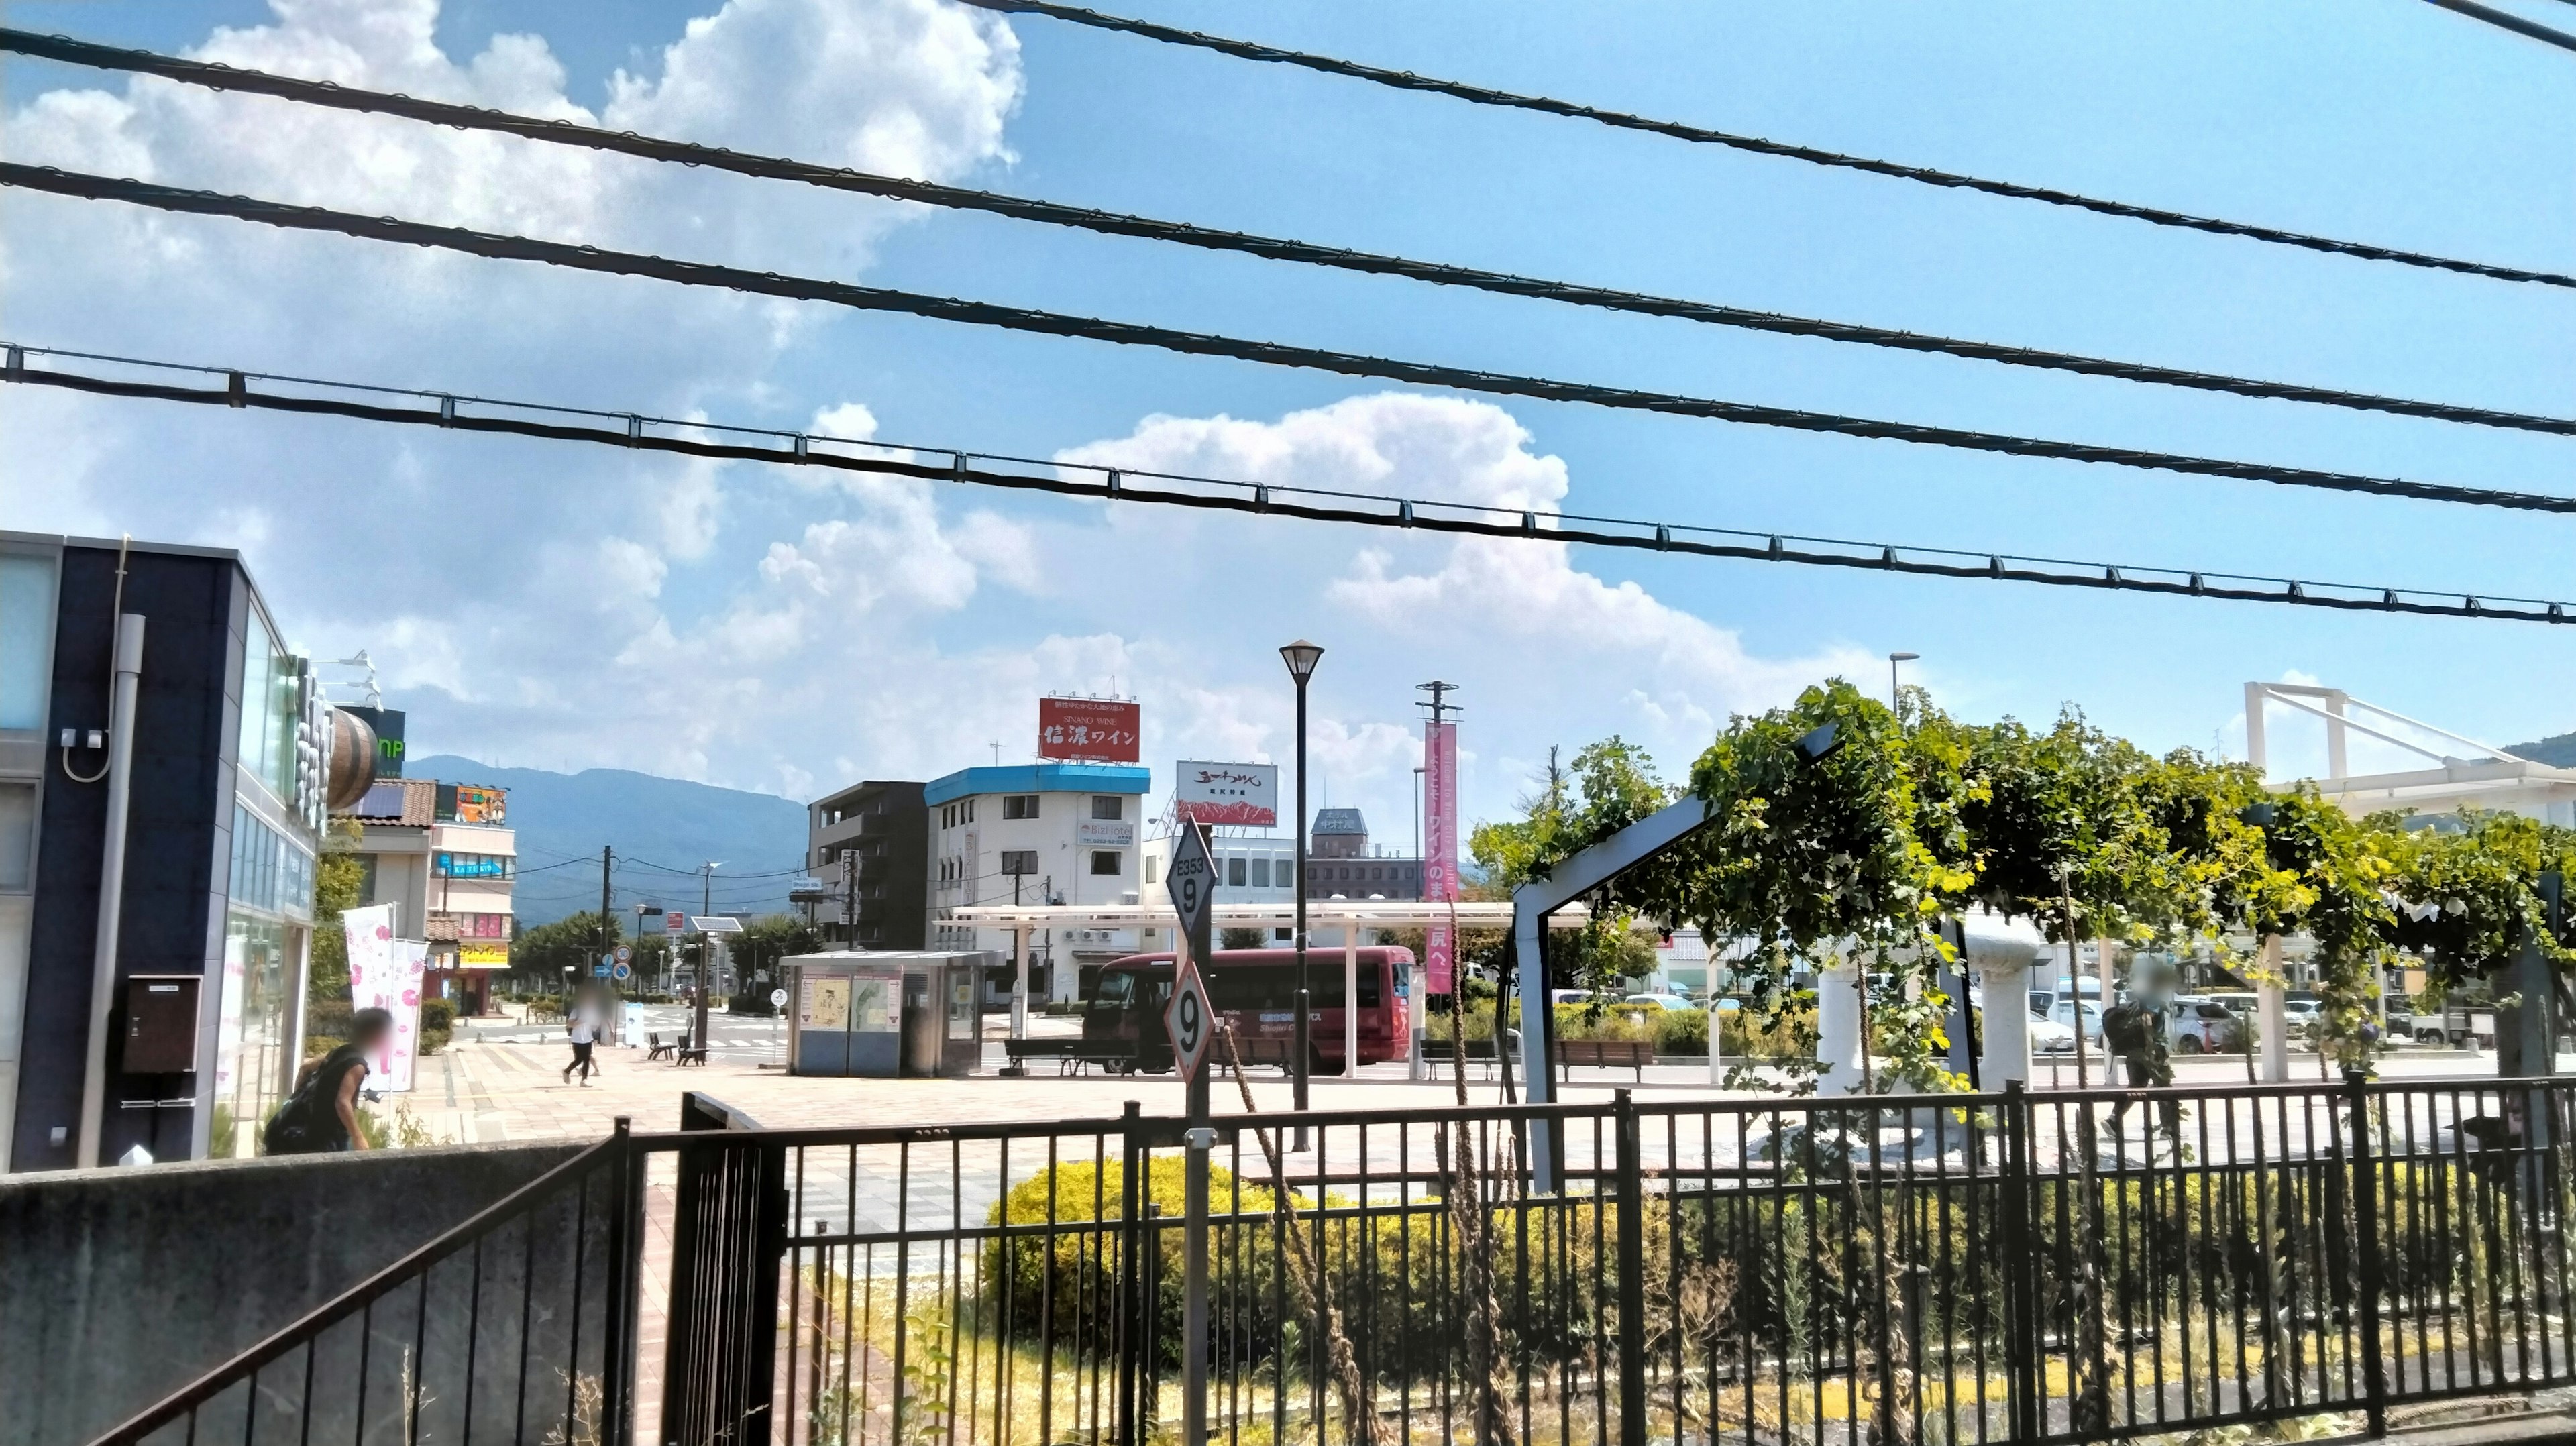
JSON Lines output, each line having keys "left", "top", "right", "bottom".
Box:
{"left": 2104, "top": 979, "right": 2181, "bottom": 1151}
{"left": 265, "top": 1007, "right": 393, "bottom": 1154}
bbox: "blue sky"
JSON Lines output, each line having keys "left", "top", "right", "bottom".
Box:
{"left": 5, "top": 0, "right": 2573, "bottom": 838}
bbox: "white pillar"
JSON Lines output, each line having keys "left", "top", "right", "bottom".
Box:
{"left": 2258, "top": 935, "right": 2289, "bottom": 1083}
{"left": 1407, "top": 958, "right": 1426, "bottom": 1081}
{"left": 1980, "top": 958, "right": 2031, "bottom": 1088}
{"left": 1815, "top": 955, "right": 1863, "bottom": 1095}
{"left": 1011, "top": 926, "right": 1028, "bottom": 1040}
{"left": 1344, "top": 931, "right": 1359, "bottom": 1075}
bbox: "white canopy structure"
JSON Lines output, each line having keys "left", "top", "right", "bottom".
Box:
{"left": 2246, "top": 681, "right": 2576, "bottom": 826}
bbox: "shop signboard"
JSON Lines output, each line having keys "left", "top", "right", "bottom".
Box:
{"left": 1175, "top": 761, "right": 1278, "bottom": 827}
{"left": 1038, "top": 696, "right": 1140, "bottom": 763}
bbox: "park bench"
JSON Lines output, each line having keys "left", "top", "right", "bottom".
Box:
{"left": 1002, "top": 1037, "right": 1142, "bottom": 1076}
{"left": 1554, "top": 1037, "right": 1654, "bottom": 1082}
{"left": 645, "top": 1032, "right": 674, "bottom": 1062}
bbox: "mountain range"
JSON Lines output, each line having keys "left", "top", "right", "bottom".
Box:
{"left": 406, "top": 755, "right": 812, "bottom": 928}
{"left": 2506, "top": 734, "right": 2576, "bottom": 768}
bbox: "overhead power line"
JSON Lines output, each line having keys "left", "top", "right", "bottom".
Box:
{"left": 8, "top": 341, "right": 2571, "bottom": 627}
{"left": 2422, "top": 0, "right": 2576, "bottom": 51}
{"left": 955, "top": 0, "right": 2576, "bottom": 292}
{"left": 11, "top": 164, "right": 2569, "bottom": 517}
{"left": 5, "top": 29, "right": 2567, "bottom": 439}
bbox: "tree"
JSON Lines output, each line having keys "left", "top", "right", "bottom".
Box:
{"left": 307, "top": 818, "right": 366, "bottom": 1005}
{"left": 511, "top": 910, "right": 619, "bottom": 981}
{"left": 1655, "top": 679, "right": 1973, "bottom": 1091}
{"left": 1468, "top": 737, "right": 1675, "bottom": 999}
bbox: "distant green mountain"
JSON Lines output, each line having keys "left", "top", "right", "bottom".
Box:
{"left": 407, "top": 755, "right": 811, "bottom": 927}
{"left": 2506, "top": 733, "right": 2576, "bottom": 768}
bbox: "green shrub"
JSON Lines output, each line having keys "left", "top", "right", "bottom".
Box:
{"left": 1650, "top": 1007, "right": 1709, "bottom": 1056}
{"left": 418, "top": 997, "right": 456, "bottom": 1056}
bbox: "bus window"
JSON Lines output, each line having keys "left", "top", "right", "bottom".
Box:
{"left": 1093, "top": 972, "right": 1135, "bottom": 1014}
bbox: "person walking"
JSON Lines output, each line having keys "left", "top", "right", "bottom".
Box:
{"left": 265, "top": 1007, "right": 393, "bottom": 1154}
{"left": 563, "top": 1006, "right": 599, "bottom": 1086}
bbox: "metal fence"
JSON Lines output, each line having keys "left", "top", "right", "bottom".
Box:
{"left": 95, "top": 1074, "right": 2576, "bottom": 1446}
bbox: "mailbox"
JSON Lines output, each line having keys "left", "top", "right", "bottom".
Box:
{"left": 123, "top": 975, "right": 201, "bottom": 1073}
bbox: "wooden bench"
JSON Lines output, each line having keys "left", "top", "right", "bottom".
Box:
{"left": 1002, "top": 1038, "right": 1135, "bottom": 1076}
{"left": 1222, "top": 1035, "right": 1297, "bottom": 1075}
{"left": 1554, "top": 1037, "right": 1654, "bottom": 1082}
{"left": 645, "top": 1032, "right": 674, "bottom": 1062}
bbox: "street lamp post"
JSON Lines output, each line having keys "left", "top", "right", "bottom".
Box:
{"left": 1888, "top": 651, "right": 1919, "bottom": 712}
{"left": 1279, "top": 641, "right": 1325, "bottom": 1127}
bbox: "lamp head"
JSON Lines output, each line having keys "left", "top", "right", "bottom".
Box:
{"left": 1279, "top": 640, "right": 1325, "bottom": 683}
{"left": 1890, "top": 651, "right": 1919, "bottom": 663}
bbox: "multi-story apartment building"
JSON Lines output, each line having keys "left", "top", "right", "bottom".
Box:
{"left": 805, "top": 779, "right": 928, "bottom": 950}
{"left": 926, "top": 762, "right": 1148, "bottom": 1002}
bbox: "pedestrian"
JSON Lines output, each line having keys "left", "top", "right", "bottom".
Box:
{"left": 2103, "top": 994, "right": 2180, "bottom": 1150}
{"left": 563, "top": 1007, "right": 599, "bottom": 1086}
{"left": 264, "top": 1007, "right": 392, "bottom": 1154}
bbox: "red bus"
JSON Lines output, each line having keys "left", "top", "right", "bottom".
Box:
{"left": 1083, "top": 947, "right": 1412, "bottom": 1073}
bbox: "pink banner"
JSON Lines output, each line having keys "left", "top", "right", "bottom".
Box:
{"left": 1424, "top": 721, "right": 1458, "bottom": 993}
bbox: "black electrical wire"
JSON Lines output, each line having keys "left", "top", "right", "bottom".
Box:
{"left": 6, "top": 28, "right": 2568, "bottom": 439}
{"left": 954, "top": 0, "right": 2576, "bottom": 292}
{"left": 11, "top": 163, "right": 2571, "bottom": 517}
{"left": 7, "top": 341, "right": 2570, "bottom": 627}
{"left": 2422, "top": 0, "right": 2576, "bottom": 51}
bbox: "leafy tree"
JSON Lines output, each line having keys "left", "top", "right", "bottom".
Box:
{"left": 1468, "top": 738, "right": 1676, "bottom": 999}
{"left": 1656, "top": 680, "right": 1973, "bottom": 1091}
{"left": 307, "top": 818, "right": 366, "bottom": 1004}
{"left": 511, "top": 910, "right": 621, "bottom": 978}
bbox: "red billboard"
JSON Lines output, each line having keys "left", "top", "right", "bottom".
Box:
{"left": 1038, "top": 696, "right": 1140, "bottom": 763}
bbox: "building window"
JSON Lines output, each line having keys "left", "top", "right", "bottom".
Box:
{"left": 0, "top": 553, "right": 53, "bottom": 731}
{"left": 1228, "top": 856, "right": 1248, "bottom": 887}
{"left": 435, "top": 852, "right": 513, "bottom": 879}
{"left": 1001, "top": 849, "right": 1038, "bottom": 877}
{"left": 1090, "top": 850, "right": 1122, "bottom": 876}
{"left": 1144, "top": 856, "right": 1161, "bottom": 885}
{"left": 1250, "top": 857, "right": 1271, "bottom": 887}
{"left": 1091, "top": 795, "right": 1123, "bottom": 820}
{"left": 1004, "top": 795, "right": 1040, "bottom": 820}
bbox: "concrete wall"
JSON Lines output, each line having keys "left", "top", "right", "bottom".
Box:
{"left": 0, "top": 1138, "right": 585, "bottom": 1446}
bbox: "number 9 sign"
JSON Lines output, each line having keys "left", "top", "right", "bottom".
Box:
{"left": 1167, "top": 955, "right": 1214, "bottom": 1080}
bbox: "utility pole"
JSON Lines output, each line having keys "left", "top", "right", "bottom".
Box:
{"left": 693, "top": 862, "right": 721, "bottom": 1054}
{"left": 1415, "top": 681, "right": 1460, "bottom": 1085}
{"left": 598, "top": 846, "right": 616, "bottom": 1000}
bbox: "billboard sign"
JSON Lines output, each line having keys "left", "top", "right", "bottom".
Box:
{"left": 340, "top": 706, "right": 407, "bottom": 778}
{"left": 459, "top": 943, "right": 511, "bottom": 968}
{"left": 439, "top": 783, "right": 506, "bottom": 825}
{"left": 1038, "top": 696, "right": 1140, "bottom": 762}
{"left": 1175, "top": 761, "right": 1279, "bottom": 827}
{"left": 1077, "top": 821, "right": 1136, "bottom": 847}
{"left": 1424, "top": 722, "right": 1458, "bottom": 993}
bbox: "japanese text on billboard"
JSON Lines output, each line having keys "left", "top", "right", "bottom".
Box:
{"left": 1174, "top": 761, "right": 1279, "bottom": 827}
{"left": 1038, "top": 696, "right": 1140, "bottom": 762}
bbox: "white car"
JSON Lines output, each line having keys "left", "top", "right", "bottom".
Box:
{"left": 2049, "top": 998, "right": 2105, "bottom": 1042}
{"left": 1623, "top": 993, "right": 1701, "bottom": 1011}
{"left": 2029, "top": 1014, "right": 2080, "bottom": 1054}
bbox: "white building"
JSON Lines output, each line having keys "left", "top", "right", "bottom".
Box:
{"left": 2248, "top": 681, "right": 2576, "bottom": 827}
{"left": 926, "top": 763, "right": 1148, "bottom": 1002}
{"left": 337, "top": 776, "right": 516, "bottom": 1015}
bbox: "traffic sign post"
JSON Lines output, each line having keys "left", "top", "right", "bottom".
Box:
{"left": 1163, "top": 821, "right": 1217, "bottom": 1446}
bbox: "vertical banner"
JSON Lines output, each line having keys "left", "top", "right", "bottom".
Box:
{"left": 343, "top": 904, "right": 424, "bottom": 1093}
{"left": 1424, "top": 720, "right": 1459, "bottom": 993}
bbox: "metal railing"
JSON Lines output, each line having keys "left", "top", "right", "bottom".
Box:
{"left": 96, "top": 1123, "right": 645, "bottom": 1446}
{"left": 89, "top": 1075, "right": 2576, "bottom": 1445}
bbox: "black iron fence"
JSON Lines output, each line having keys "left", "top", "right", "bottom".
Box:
{"left": 93, "top": 1075, "right": 2576, "bottom": 1446}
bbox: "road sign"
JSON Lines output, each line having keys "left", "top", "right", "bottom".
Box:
{"left": 665, "top": 910, "right": 684, "bottom": 932}
{"left": 1165, "top": 820, "right": 1215, "bottom": 962}
{"left": 615, "top": 946, "right": 631, "bottom": 964}
{"left": 1165, "top": 954, "right": 1214, "bottom": 1082}
{"left": 613, "top": 962, "right": 632, "bottom": 981}
{"left": 594, "top": 962, "right": 612, "bottom": 977}
{"left": 770, "top": 988, "right": 788, "bottom": 1008}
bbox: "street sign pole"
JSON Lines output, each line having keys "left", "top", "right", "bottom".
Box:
{"left": 1164, "top": 823, "right": 1217, "bottom": 1446}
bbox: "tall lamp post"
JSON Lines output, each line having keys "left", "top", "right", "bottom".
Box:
{"left": 1279, "top": 641, "right": 1325, "bottom": 1125}
{"left": 1888, "top": 651, "right": 1919, "bottom": 711}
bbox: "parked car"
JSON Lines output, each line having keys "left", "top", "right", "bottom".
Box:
{"left": 2029, "top": 1014, "right": 2080, "bottom": 1054}
{"left": 2169, "top": 997, "right": 2239, "bottom": 1053}
{"left": 2049, "top": 998, "right": 2105, "bottom": 1043}
{"left": 1622, "top": 993, "right": 1700, "bottom": 1011}
{"left": 2282, "top": 991, "right": 2322, "bottom": 1032}
{"left": 1548, "top": 989, "right": 1597, "bottom": 1007}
